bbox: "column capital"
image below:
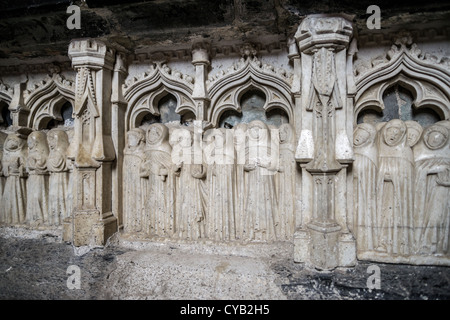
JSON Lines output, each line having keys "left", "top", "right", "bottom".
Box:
{"left": 191, "top": 41, "right": 210, "bottom": 66}
{"left": 295, "top": 15, "right": 353, "bottom": 54}
{"left": 68, "top": 39, "right": 116, "bottom": 70}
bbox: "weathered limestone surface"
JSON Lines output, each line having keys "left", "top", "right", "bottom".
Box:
{"left": 0, "top": 230, "right": 450, "bottom": 300}
{"left": 0, "top": 1, "right": 449, "bottom": 297}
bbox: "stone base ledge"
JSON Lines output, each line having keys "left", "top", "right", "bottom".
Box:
{"left": 116, "top": 232, "right": 294, "bottom": 260}
{"left": 358, "top": 251, "right": 450, "bottom": 266}
{"left": 0, "top": 225, "right": 62, "bottom": 241}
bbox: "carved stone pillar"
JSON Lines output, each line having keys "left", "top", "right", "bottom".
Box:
{"left": 191, "top": 41, "right": 210, "bottom": 123}
{"left": 191, "top": 42, "right": 212, "bottom": 163}
{"left": 294, "top": 15, "right": 356, "bottom": 270}
{"left": 9, "top": 82, "right": 29, "bottom": 128}
{"left": 111, "top": 52, "right": 128, "bottom": 230}
{"left": 67, "top": 39, "right": 118, "bottom": 246}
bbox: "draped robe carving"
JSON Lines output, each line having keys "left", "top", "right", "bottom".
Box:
{"left": 172, "top": 129, "right": 207, "bottom": 240}
{"left": 276, "top": 123, "right": 296, "bottom": 240}
{"left": 413, "top": 120, "right": 450, "bottom": 255}
{"left": 140, "top": 124, "right": 175, "bottom": 237}
{"left": 376, "top": 119, "right": 414, "bottom": 255}
{"left": 233, "top": 123, "right": 248, "bottom": 240}
{"left": 204, "top": 128, "right": 236, "bottom": 241}
{"left": 353, "top": 123, "right": 378, "bottom": 252}
{"left": 1, "top": 133, "right": 28, "bottom": 224}
{"left": 26, "top": 131, "right": 50, "bottom": 226}
{"left": 47, "top": 129, "right": 70, "bottom": 226}
{"left": 242, "top": 120, "right": 278, "bottom": 242}
{"left": 123, "top": 128, "right": 146, "bottom": 234}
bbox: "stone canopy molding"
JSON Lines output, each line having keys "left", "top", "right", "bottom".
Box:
{"left": 0, "top": 9, "right": 449, "bottom": 271}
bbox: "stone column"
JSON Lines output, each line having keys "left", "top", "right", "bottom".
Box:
{"left": 67, "top": 39, "right": 118, "bottom": 246}
{"left": 111, "top": 52, "right": 128, "bottom": 230}
{"left": 191, "top": 42, "right": 212, "bottom": 162}
{"left": 9, "top": 82, "right": 28, "bottom": 128}
{"left": 293, "top": 15, "right": 356, "bottom": 270}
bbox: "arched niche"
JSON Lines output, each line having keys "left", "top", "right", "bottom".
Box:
{"left": 355, "top": 74, "right": 449, "bottom": 127}
{"left": 138, "top": 92, "right": 181, "bottom": 128}
{"left": 25, "top": 75, "right": 75, "bottom": 130}
{"left": 0, "top": 100, "right": 12, "bottom": 129}
{"left": 354, "top": 40, "right": 450, "bottom": 127}
{"left": 124, "top": 64, "right": 196, "bottom": 131}
{"left": 218, "top": 87, "right": 290, "bottom": 128}
{"left": 207, "top": 58, "right": 294, "bottom": 128}
{"left": 43, "top": 100, "right": 75, "bottom": 130}
{"left": 32, "top": 98, "right": 75, "bottom": 130}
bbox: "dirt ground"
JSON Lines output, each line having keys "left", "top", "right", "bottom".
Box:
{"left": 0, "top": 228, "right": 449, "bottom": 301}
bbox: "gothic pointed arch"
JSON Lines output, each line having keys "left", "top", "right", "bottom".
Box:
{"left": 25, "top": 74, "right": 75, "bottom": 130}
{"left": 123, "top": 63, "right": 196, "bottom": 130}
{"left": 207, "top": 57, "right": 294, "bottom": 127}
{"left": 0, "top": 82, "right": 13, "bottom": 126}
{"left": 354, "top": 35, "right": 450, "bottom": 124}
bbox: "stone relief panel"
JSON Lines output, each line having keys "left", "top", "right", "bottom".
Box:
{"left": 121, "top": 119, "right": 297, "bottom": 243}
{"left": 0, "top": 72, "right": 75, "bottom": 230}
{"left": 353, "top": 118, "right": 450, "bottom": 265}
{"left": 0, "top": 23, "right": 448, "bottom": 270}
{"left": 352, "top": 33, "right": 450, "bottom": 265}
{"left": 0, "top": 131, "right": 29, "bottom": 224}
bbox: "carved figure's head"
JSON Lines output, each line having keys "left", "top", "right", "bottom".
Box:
{"left": 146, "top": 123, "right": 168, "bottom": 146}
{"left": 383, "top": 119, "right": 406, "bottom": 146}
{"left": 405, "top": 121, "right": 423, "bottom": 147}
{"left": 424, "top": 123, "right": 448, "bottom": 150}
{"left": 126, "top": 128, "right": 145, "bottom": 148}
{"left": 353, "top": 123, "right": 376, "bottom": 147}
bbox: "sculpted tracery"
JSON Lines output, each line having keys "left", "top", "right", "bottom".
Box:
{"left": 353, "top": 39, "right": 450, "bottom": 263}
{"left": 0, "top": 15, "right": 449, "bottom": 271}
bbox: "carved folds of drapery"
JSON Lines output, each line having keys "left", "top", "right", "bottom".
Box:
{"left": 121, "top": 121, "right": 297, "bottom": 242}
{"left": 0, "top": 16, "right": 449, "bottom": 268}
{"left": 353, "top": 119, "right": 450, "bottom": 264}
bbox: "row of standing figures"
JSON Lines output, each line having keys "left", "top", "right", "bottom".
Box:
{"left": 123, "top": 120, "right": 297, "bottom": 242}
{"left": 353, "top": 119, "right": 450, "bottom": 257}
{"left": 2, "top": 118, "right": 448, "bottom": 253}
{"left": 0, "top": 129, "right": 72, "bottom": 226}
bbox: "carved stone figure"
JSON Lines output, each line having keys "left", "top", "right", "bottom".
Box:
{"left": 405, "top": 120, "right": 423, "bottom": 148}
{"left": 376, "top": 119, "right": 414, "bottom": 255}
{"left": 26, "top": 131, "right": 50, "bottom": 226}
{"left": 1, "top": 133, "right": 28, "bottom": 224}
{"left": 140, "top": 124, "right": 175, "bottom": 237}
{"left": 204, "top": 128, "right": 236, "bottom": 241}
{"left": 123, "top": 128, "right": 146, "bottom": 234}
{"left": 242, "top": 120, "right": 278, "bottom": 242}
{"left": 353, "top": 123, "right": 378, "bottom": 253}
{"left": 47, "top": 129, "right": 70, "bottom": 226}
{"left": 276, "top": 123, "right": 296, "bottom": 240}
{"left": 413, "top": 120, "right": 450, "bottom": 255}
{"left": 172, "top": 129, "right": 207, "bottom": 240}
{"left": 233, "top": 123, "right": 248, "bottom": 240}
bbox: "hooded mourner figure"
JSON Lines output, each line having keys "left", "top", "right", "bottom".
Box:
{"left": 413, "top": 120, "right": 450, "bottom": 255}
{"left": 26, "top": 131, "right": 50, "bottom": 225}
{"left": 353, "top": 122, "right": 378, "bottom": 253}
{"left": 1, "top": 132, "right": 28, "bottom": 224}
{"left": 242, "top": 120, "right": 278, "bottom": 242}
{"left": 376, "top": 119, "right": 414, "bottom": 255}
{"left": 140, "top": 123, "right": 176, "bottom": 237}
{"left": 47, "top": 129, "right": 70, "bottom": 226}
